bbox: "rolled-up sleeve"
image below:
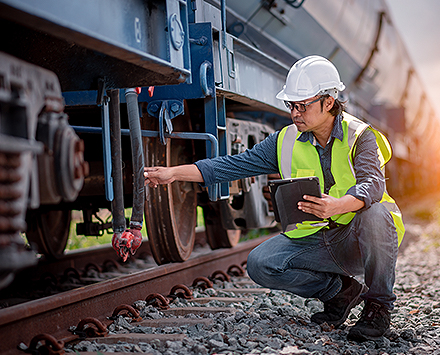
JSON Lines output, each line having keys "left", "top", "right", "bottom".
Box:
{"left": 346, "top": 129, "right": 385, "bottom": 210}
{"left": 194, "top": 158, "right": 216, "bottom": 187}
{"left": 194, "top": 132, "right": 279, "bottom": 187}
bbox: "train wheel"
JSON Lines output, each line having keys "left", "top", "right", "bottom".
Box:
{"left": 143, "top": 111, "right": 197, "bottom": 265}
{"left": 203, "top": 202, "right": 241, "bottom": 249}
{"left": 26, "top": 209, "right": 72, "bottom": 259}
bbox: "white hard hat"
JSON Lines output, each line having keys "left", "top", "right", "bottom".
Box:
{"left": 276, "top": 55, "right": 345, "bottom": 102}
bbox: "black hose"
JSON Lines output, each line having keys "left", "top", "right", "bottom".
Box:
{"left": 108, "top": 89, "right": 126, "bottom": 233}
{"left": 125, "top": 89, "right": 145, "bottom": 228}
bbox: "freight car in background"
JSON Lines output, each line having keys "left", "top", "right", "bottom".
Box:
{"left": 1, "top": 0, "right": 439, "bottom": 286}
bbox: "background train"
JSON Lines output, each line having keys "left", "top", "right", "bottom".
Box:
{"left": 1, "top": 0, "right": 439, "bottom": 287}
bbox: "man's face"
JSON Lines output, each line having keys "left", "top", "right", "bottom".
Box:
{"left": 288, "top": 96, "right": 331, "bottom": 133}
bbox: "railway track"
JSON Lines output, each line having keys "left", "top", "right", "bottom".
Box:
{"left": 0, "top": 234, "right": 272, "bottom": 355}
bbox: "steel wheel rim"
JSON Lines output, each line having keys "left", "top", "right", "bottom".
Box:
{"left": 143, "top": 104, "right": 197, "bottom": 265}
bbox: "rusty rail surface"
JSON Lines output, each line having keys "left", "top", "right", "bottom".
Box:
{"left": 0, "top": 235, "right": 271, "bottom": 355}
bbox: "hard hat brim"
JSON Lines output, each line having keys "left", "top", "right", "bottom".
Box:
{"left": 276, "top": 85, "right": 345, "bottom": 102}
{"left": 275, "top": 87, "right": 317, "bottom": 102}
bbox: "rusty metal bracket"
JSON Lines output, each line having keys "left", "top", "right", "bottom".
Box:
{"left": 37, "top": 272, "right": 58, "bottom": 291}
{"left": 60, "top": 267, "right": 81, "bottom": 284}
{"left": 110, "top": 304, "right": 142, "bottom": 322}
{"left": 168, "top": 284, "right": 193, "bottom": 300}
{"left": 210, "top": 270, "right": 231, "bottom": 282}
{"left": 103, "top": 259, "right": 121, "bottom": 272}
{"left": 73, "top": 317, "right": 108, "bottom": 338}
{"left": 82, "top": 263, "right": 103, "bottom": 277}
{"left": 227, "top": 264, "right": 245, "bottom": 277}
{"left": 192, "top": 276, "right": 213, "bottom": 290}
{"left": 25, "top": 333, "right": 65, "bottom": 355}
{"left": 145, "top": 293, "right": 170, "bottom": 310}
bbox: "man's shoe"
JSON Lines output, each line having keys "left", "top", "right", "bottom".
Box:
{"left": 347, "top": 300, "right": 391, "bottom": 341}
{"left": 311, "top": 276, "right": 367, "bottom": 328}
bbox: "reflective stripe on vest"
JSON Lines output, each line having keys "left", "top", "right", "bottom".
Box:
{"left": 277, "top": 112, "right": 405, "bottom": 245}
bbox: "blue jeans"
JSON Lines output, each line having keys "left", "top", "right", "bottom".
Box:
{"left": 247, "top": 203, "right": 399, "bottom": 309}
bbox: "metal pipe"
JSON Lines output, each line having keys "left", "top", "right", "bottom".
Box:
{"left": 221, "top": 0, "right": 227, "bottom": 49}
{"left": 125, "top": 89, "right": 144, "bottom": 227}
{"left": 72, "top": 126, "right": 220, "bottom": 201}
{"left": 100, "top": 97, "right": 114, "bottom": 201}
{"left": 72, "top": 127, "right": 219, "bottom": 159}
{"left": 108, "top": 89, "right": 126, "bottom": 233}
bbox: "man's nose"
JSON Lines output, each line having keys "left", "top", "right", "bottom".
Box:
{"left": 290, "top": 109, "right": 301, "bottom": 118}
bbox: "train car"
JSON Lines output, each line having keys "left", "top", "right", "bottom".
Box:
{"left": 1, "top": 0, "right": 439, "bottom": 286}
{"left": 0, "top": 0, "right": 192, "bottom": 286}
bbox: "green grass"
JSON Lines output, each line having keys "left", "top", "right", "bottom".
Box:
{"left": 196, "top": 206, "right": 204, "bottom": 228}
{"left": 241, "top": 227, "right": 273, "bottom": 241}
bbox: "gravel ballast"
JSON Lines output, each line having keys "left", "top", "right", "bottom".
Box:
{"left": 69, "top": 219, "right": 440, "bottom": 355}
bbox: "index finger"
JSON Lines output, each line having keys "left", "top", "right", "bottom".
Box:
{"left": 144, "top": 167, "right": 159, "bottom": 173}
{"left": 302, "top": 195, "right": 321, "bottom": 203}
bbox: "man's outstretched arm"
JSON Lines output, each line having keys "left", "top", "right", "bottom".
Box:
{"left": 144, "top": 164, "right": 204, "bottom": 188}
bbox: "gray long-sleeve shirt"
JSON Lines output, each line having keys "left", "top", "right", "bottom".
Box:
{"left": 195, "top": 115, "right": 385, "bottom": 210}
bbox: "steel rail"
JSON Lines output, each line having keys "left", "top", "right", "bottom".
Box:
{"left": 0, "top": 235, "right": 272, "bottom": 355}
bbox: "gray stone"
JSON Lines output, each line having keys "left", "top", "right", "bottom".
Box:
{"left": 208, "top": 332, "right": 224, "bottom": 343}
{"left": 208, "top": 338, "right": 226, "bottom": 349}
{"left": 260, "top": 345, "right": 276, "bottom": 353}
{"left": 245, "top": 341, "right": 259, "bottom": 350}
{"left": 114, "top": 343, "right": 132, "bottom": 352}
{"left": 232, "top": 323, "right": 249, "bottom": 336}
{"left": 191, "top": 344, "right": 209, "bottom": 355}
{"left": 373, "top": 336, "right": 391, "bottom": 348}
{"left": 400, "top": 328, "right": 417, "bottom": 340}
{"left": 165, "top": 340, "right": 183, "bottom": 351}
{"left": 234, "top": 310, "right": 246, "bottom": 322}
{"left": 267, "top": 337, "right": 284, "bottom": 349}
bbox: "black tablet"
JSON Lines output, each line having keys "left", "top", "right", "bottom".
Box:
{"left": 268, "top": 176, "right": 322, "bottom": 231}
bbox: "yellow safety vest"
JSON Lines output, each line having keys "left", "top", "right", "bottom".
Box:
{"left": 276, "top": 112, "right": 405, "bottom": 245}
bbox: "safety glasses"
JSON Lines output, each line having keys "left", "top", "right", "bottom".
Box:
{"left": 284, "top": 96, "right": 322, "bottom": 112}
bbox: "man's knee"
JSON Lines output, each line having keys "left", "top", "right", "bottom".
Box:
{"left": 355, "top": 202, "right": 391, "bottom": 228}
{"left": 247, "top": 243, "right": 285, "bottom": 288}
{"left": 353, "top": 202, "right": 397, "bottom": 247}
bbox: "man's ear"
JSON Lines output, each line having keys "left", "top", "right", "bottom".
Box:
{"left": 324, "top": 96, "right": 335, "bottom": 112}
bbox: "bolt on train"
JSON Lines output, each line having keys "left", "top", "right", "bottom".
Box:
{"left": 0, "top": 0, "right": 438, "bottom": 288}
